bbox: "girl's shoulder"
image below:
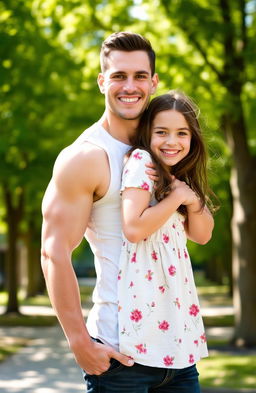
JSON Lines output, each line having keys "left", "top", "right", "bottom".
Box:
{"left": 128, "top": 148, "right": 153, "bottom": 163}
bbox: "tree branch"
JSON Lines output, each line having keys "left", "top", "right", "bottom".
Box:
{"left": 187, "top": 32, "right": 225, "bottom": 84}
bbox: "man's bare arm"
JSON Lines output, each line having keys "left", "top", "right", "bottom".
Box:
{"left": 41, "top": 144, "right": 133, "bottom": 374}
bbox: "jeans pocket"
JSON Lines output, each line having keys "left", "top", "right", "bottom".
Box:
{"left": 100, "top": 358, "right": 125, "bottom": 377}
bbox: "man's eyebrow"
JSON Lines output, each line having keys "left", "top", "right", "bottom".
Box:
{"left": 135, "top": 70, "right": 150, "bottom": 75}
{"left": 110, "top": 70, "right": 150, "bottom": 76}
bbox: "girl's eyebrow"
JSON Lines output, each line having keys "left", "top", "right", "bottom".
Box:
{"left": 177, "top": 127, "right": 191, "bottom": 131}
{"left": 153, "top": 126, "right": 191, "bottom": 131}
{"left": 153, "top": 126, "right": 168, "bottom": 130}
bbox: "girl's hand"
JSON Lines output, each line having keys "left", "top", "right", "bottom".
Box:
{"left": 171, "top": 177, "right": 199, "bottom": 207}
{"left": 145, "top": 161, "right": 159, "bottom": 182}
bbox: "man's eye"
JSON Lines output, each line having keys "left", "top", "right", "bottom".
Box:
{"left": 112, "top": 74, "right": 125, "bottom": 79}
{"left": 136, "top": 74, "right": 147, "bottom": 79}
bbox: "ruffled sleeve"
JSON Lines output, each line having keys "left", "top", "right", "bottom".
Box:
{"left": 121, "top": 149, "right": 154, "bottom": 194}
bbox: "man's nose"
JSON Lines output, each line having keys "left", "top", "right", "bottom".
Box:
{"left": 123, "top": 77, "right": 137, "bottom": 93}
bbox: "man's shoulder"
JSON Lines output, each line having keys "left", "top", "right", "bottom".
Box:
{"left": 51, "top": 142, "right": 106, "bottom": 193}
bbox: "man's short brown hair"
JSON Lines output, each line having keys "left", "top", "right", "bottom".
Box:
{"left": 100, "top": 32, "right": 156, "bottom": 75}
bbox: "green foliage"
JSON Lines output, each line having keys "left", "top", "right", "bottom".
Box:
{"left": 198, "top": 354, "right": 256, "bottom": 389}
{"left": 1, "top": 0, "right": 255, "bottom": 302}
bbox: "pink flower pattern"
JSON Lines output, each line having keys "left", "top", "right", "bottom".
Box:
{"left": 163, "top": 355, "right": 175, "bottom": 366}
{"left": 141, "top": 181, "right": 149, "bottom": 191}
{"left": 189, "top": 304, "right": 200, "bottom": 317}
{"left": 168, "top": 265, "right": 176, "bottom": 276}
{"left": 200, "top": 333, "right": 207, "bottom": 343}
{"left": 163, "top": 233, "right": 169, "bottom": 243}
{"left": 118, "top": 149, "right": 208, "bottom": 369}
{"left": 151, "top": 250, "right": 158, "bottom": 261}
{"left": 158, "top": 320, "right": 170, "bottom": 331}
{"left": 131, "top": 252, "right": 137, "bottom": 263}
{"left": 133, "top": 151, "right": 143, "bottom": 160}
{"left": 145, "top": 270, "right": 153, "bottom": 281}
{"left": 130, "top": 309, "right": 143, "bottom": 322}
{"left": 135, "top": 343, "right": 147, "bottom": 354}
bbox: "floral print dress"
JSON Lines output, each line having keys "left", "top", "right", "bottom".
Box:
{"left": 117, "top": 149, "right": 208, "bottom": 369}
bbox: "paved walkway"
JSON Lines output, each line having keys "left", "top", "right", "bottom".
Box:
{"left": 0, "top": 325, "right": 85, "bottom": 393}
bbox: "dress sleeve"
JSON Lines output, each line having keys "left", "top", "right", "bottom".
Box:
{"left": 121, "top": 149, "right": 154, "bottom": 195}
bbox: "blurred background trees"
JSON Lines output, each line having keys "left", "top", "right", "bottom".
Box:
{"left": 0, "top": 0, "right": 255, "bottom": 345}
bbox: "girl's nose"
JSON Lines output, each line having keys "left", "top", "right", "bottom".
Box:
{"left": 166, "top": 134, "right": 177, "bottom": 145}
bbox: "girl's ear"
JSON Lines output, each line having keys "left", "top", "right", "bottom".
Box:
{"left": 97, "top": 73, "right": 105, "bottom": 94}
{"left": 151, "top": 73, "right": 159, "bottom": 95}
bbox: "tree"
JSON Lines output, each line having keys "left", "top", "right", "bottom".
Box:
{"left": 156, "top": 0, "right": 256, "bottom": 346}
{"left": 0, "top": 0, "right": 96, "bottom": 311}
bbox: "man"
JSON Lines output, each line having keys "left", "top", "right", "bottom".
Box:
{"left": 41, "top": 31, "right": 158, "bottom": 379}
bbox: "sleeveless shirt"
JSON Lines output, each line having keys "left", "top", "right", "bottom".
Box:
{"left": 72, "top": 122, "right": 130, "bottom": 350}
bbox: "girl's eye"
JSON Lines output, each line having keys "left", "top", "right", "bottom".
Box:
{"left": 178, "top": 131, "right": 189, "bottom": 136}
{"left": 155, "top": 130, "right": 167, "bottom": 136}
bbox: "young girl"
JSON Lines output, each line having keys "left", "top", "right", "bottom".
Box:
{"left": 118, "top": 90, "right": 214, "bottom": 371}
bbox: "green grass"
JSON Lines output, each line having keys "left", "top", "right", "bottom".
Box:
{"left": 0, "top": 285, "right": 93, "bottom": 307}
{"left": 0, "top": 314, "right": 58, "bottom": 327}
{"left": 203, "top": 314, "right": 234, "bottom": 327}
{"left": 198, "top": 354, "right": 256, "bottom": 389}
{"left": 0, "top": 336, "right": 30, "bottom": 362}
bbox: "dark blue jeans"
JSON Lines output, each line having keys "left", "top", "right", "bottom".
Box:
{"left": 83, "top": 360, "right": 201, "bottom": 393}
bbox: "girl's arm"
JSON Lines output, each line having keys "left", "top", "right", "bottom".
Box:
{"left": 171, "top": 177, "right": 214, "bottom": 244}
{"left": 184, "top": 200, "right": 214, "bottom": 245}
{"left": 121, "top": 149, "right": 214, "bottom": 244}
{"left": 121, "top": 187, "right": 184, "bottom": 243}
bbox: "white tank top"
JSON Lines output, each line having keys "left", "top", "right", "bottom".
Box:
{"left": 73, "top": 122, "right": 130, "bottom": 349}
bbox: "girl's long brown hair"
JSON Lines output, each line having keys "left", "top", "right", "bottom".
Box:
{"left": 129, "top": 90, "right": 213, "bottom": 216}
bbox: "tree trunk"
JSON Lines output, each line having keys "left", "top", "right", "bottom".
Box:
{"left": 25, "top": 219, "right": 45, "bottom": 298}
{"left": 3, "top": 185, "right": 24, "bottom": 314}
{"left": 231, "top": 163, "right": 256, "bottom": 346}
{"left": 225, "top": 95, "right": 256, "bottom": 346}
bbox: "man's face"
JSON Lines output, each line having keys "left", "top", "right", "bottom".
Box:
{"left": 98, "top": 50, "right": 158, "bottom": 121}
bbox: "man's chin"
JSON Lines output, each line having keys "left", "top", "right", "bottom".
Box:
{"left": 118, "top": 112, "right": 143, "bottom": 121}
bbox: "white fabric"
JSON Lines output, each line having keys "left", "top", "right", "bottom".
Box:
{"left": 73, "top": 122, "right": 130, "bottom": 350}
{"left": 118, "top": 149, "right": 208, "bottom": 368}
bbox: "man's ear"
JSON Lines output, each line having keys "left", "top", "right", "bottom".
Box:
{"left": 97, "top": 73, "right": 105, "bottom": 94}
{"left": 151, "top": 73, "right": 159, "bottom": 95}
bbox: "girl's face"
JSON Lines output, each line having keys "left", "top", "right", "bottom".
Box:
{"left": 150, "top": 109, "right": 192, "bottom": 168}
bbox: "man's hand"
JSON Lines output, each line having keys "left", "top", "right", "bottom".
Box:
{"left": 73, "top": 339, "right": 134, "bottom": 376}
{"left": 145, "top": 161, "right": 159, "bottom": 182}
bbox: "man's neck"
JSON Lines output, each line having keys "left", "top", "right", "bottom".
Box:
{"left": 99, "top": 112, "right": 138, "bottom": 145}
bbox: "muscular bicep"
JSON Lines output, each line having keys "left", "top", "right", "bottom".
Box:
{"left": 41, "top": 146, "right": 102, "bottom": 263}
{"left": 42, "top": 181, "right": 93, "bottom": 259}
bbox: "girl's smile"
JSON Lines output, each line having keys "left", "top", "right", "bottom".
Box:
{"left": 150, "top": 110, "right": 192, "bottom": 167}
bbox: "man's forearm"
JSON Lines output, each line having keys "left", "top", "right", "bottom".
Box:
{"left": 41, "top": 255, "right": 91, "bottom": 348}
